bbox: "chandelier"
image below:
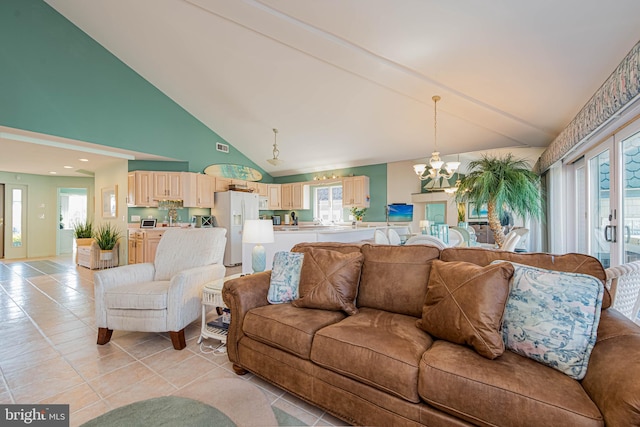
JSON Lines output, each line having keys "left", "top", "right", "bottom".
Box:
{"left": 413, "top": 96, "right": 460, "bottom": 183}
{"left": 267, "top": 128, "right": 283, "bottom": 166}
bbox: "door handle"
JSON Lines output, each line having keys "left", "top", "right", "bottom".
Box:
{"left": 604, "top": 225, "right": 617, "bottom": 243}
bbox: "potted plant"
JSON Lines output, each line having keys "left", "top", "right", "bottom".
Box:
{"left": 73, "top": 221, "right": 94, "bottom": 246}
{"left": 350, "top": 207, "right": 367, "bottom": 223}
{"left": 454, "top": 154, "right": 542, "bottom": 248}
{"left": 93, "top": 223, "right": 121, "bottom": 260}
{"left": 457, "top": 203, "right": 467, "bottom": 227}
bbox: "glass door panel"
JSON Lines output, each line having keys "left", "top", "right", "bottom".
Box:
{"left": 622, "top": 130, "right": 640, "bottom": 263}
{"left": 589, "top": 150, "right": 611, "bottom": 268}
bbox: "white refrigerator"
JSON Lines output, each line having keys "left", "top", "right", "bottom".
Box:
{"left": 213, "top": 191, "right": 259, "bottom": 266}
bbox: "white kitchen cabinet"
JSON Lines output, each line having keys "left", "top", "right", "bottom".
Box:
{"left": 342, "top": 176, "right": 370, "bottom": 208}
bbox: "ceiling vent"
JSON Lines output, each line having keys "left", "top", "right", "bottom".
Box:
{"left": 216, "top": 142, "right": 229, "bottom": 153}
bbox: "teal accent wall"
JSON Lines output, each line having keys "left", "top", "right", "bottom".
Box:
{"left": 274, "top": 164, "right": 387, "bottom": 222}
{"left": 128, "top": 161, "right": 189, "bottom": 172}
{"left": 0, "top": 0, "right": 270, "bottom": 178}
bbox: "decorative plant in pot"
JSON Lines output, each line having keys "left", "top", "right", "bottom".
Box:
{"left": 93, "top": 223, "right": 121, "bottom": 260}
{"left": 454, "top": 154, "right": 542, "bottom": 248}
{"left": 350, "top": 207, "right": 367, "bottom": 223}
{"left": 73, "top": 221, "right": 94, "bottom": 246}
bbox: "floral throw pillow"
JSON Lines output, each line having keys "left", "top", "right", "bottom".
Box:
{"left": 267, "top": 251, "right": 305, "bottom": 304}
{"left": 497, "top": 261, "right": 604, "bottom": 380}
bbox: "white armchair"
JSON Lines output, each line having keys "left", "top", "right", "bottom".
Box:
{"left": 94, "top": 228, "right": 227, "bottom": 350}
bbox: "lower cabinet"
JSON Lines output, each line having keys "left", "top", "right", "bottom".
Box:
{"left": 128, "top": 229, "right": 165, "bottom": 264}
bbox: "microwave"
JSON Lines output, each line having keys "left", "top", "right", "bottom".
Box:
{"left": 258, "top": 196, "right": 269, "bottom": 210}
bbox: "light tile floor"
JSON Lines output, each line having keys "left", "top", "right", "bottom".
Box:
{"left": 0, "top": 256, "right": 347, "bottom": 427}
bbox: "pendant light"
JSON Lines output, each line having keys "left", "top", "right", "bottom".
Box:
{"left": 267, "top": 128, "right": 283, "bottom": 166}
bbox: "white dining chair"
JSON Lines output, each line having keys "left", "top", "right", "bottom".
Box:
{"left": 374, "top": 229, "right": 390, "bottom": 244}
{"left": 405, "top": 235, "right": 448, "bottom": 249}
{"left": 387, "top": 228, "right": 402, "bottom": 245}
{"left": 448, "top": 228, "right": 465, "bottom": 247}
{"left": 501, "top": 231, "right": 521, "bottom": 252}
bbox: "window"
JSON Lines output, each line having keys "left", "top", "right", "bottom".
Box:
{"left": 314, "top": 185, "right": 343, "bottom": 223}
{"left": 12, "top": 188, "right": 22, "bottom": 247}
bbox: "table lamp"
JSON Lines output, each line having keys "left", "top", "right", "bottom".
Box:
{"left": 419, "top": 220, "right": 430, "bottom": 234}
{"left": 243, "top": 219, "right": 274, "bottom": 273}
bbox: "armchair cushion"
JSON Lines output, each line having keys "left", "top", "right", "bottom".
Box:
{"left": 153, "top": 228, "right": 226, "bottom": 281}
{"left": 105, "top": 281, "right": 170, "bottom": 310}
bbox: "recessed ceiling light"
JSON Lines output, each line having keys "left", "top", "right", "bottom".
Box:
{"left": 63, "top": 165, "right": 73, "bottom": 169}
{"left": 49, "top": 171, "right": 57, "bottom": 174}
{"left": 79, "top": 158, "right": 89, "bottom": 162}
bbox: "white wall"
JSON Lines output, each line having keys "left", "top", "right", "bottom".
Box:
{"left": 92, "top": 160, "right": 129, "bottom": 265}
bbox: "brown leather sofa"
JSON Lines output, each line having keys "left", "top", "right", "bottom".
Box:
{"left": 222, "top": 243, "right": 640, "bottom": 426}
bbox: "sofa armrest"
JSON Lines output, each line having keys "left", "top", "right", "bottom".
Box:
{"left": 581, "top": 309, "right": 640, "bottom": 426}
{"left": 222, "top": 271, "right": 271, "bottom": 363}
{"left": 166, "top": 264, "right": 226, "bottom": 331}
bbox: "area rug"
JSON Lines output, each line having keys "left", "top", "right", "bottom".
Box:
{"left": 80, "top": 378, "right": 307, "bottom": 426}
{"left": 80, "top": 396, "right": 306, "bottom": 427}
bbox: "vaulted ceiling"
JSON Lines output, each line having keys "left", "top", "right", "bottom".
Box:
{"left": 27, "top": 1, "right": 640, "bottom": 176}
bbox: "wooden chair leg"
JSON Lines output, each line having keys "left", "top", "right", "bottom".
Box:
{"left": 97, "top": 328, "right": 113, "bottom": 345}
{"left": 232, "top": 364, "right": 248, "bottom": 375}
{"left": 169, "top": 329, "right": 186, "bottom": 350}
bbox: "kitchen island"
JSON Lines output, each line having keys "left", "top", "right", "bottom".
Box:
{"left": 241, "top": 225, "right": 376, "bottom": 273}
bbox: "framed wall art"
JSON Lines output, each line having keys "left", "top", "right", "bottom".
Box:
{"left": 101, "top": 185, "right": 117, "bottom": 219}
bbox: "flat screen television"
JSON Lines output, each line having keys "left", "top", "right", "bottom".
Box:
{"left": 387, "top": 204, "right": 413, "bottom": 222}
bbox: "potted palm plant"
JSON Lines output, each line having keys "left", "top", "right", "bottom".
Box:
{"left": 73, "top": 221, "right": 94, "bottom": 246}
{"left": 93, "top": 223, "right": 121, "bottom": 261}
{"left": 454, "top": 154, "right": 542, "bottom": 248}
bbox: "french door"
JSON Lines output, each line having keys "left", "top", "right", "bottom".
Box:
{"left": 573, "top": 119, "right": 640, "bottom": 268}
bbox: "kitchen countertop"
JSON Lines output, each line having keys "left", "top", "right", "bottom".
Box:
{"left": 273, "top": 225, "right": 374, "bottom": 233}
{"left": 242, "top": 225, "right": 376, "bottom": 273}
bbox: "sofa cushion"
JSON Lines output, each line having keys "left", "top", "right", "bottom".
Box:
{"left": 357, "top": 244, "right": 440, "bottom": 317}
{"left": 419, "top": 341, "right": 604, "bottom": 427}
{"left": 440, "top": 247, "right": 611, "bottom": 308}
{"left": 268, "top": 251, "right": 304, "bottom": 304}
{"left": 105, "top": 281, "right": 169, "bottom": 310}
{"left": 291, "top": 248, "right": 363, "bottom": 315}
{"left": 243, "top": 304, "right": 345, "bottom": 359}
{"left": 416, "top": 260, "right": 514, "bottom": 359}
{"left": 311, "top": 307, "right": 433, "bottom": 403}
{"left": 498, "top": 261, "right": 604, "bottom": 380}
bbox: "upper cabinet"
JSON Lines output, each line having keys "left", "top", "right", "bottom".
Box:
{"left": 342, "top": 176, "right": 370, "bottom": 208}
{"left": 281, "top": 182, "right": 310, "bottom": 210}
{"left": 182, "top": 173, "right": 215, "bottom": 208}
{"left": 267, "top": 184, "right": 282, "bottom": 210}
{"left": 246, "top": 181, "right": 268, "bottom": 197}
{"left": 127, "top": 171, "right": 157, "bottom": 207}
{"left": 215, "top": 177, "right": 231, "bottom": 192}
{"left": 153, "top": 172, "right": 183, "bottom": 200}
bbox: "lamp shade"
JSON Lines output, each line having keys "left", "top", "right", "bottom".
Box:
{"left": 243, "top": 220, "right": 274, "bottom": 244}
